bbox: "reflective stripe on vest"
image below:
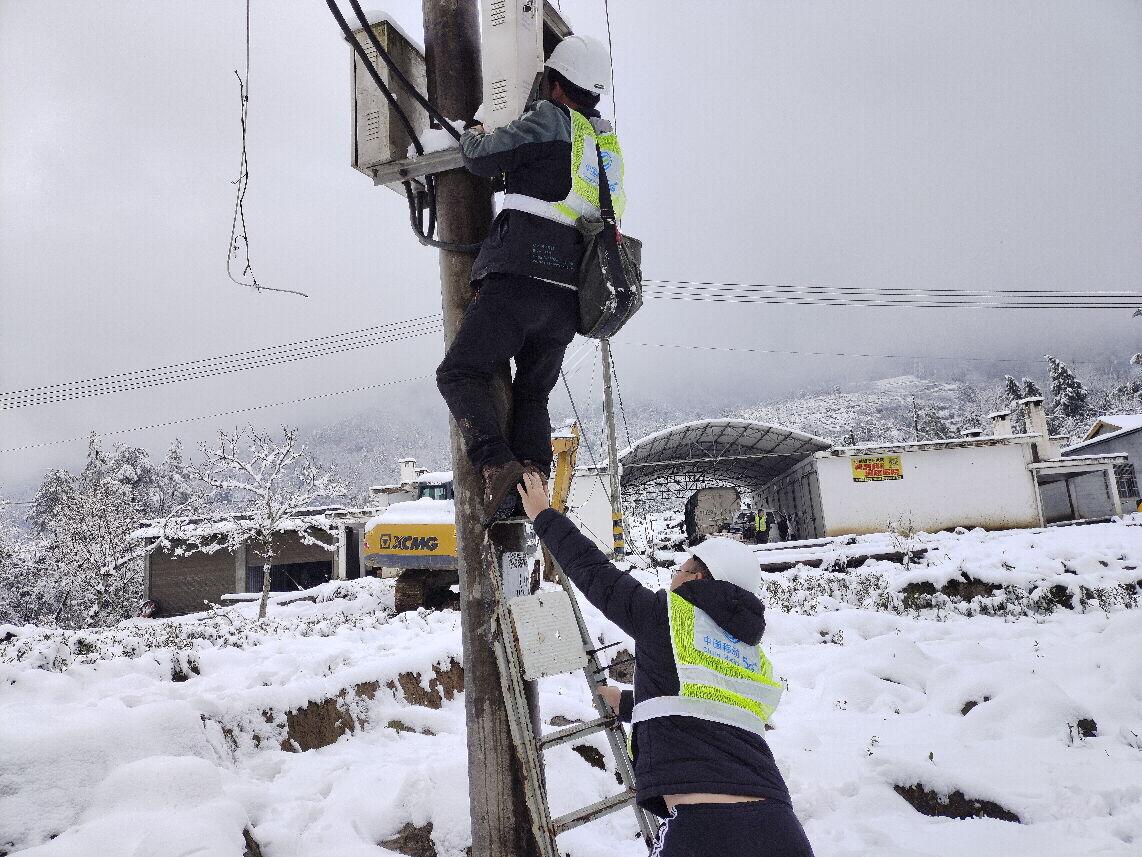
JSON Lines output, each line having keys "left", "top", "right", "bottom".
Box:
{"left": 630, "top": 591, "right": 783, "bottom": 738}
{"left": 501, "top": 109, "right": 625, "bottom": 227}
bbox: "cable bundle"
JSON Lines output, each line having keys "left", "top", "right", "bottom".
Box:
{"left": 643, "top": 280, "right": 1142, "bottom": 311}
{"left": 1, "top": 315, "right": 442, "bottom": 410}
{"left": 326, "top": 0, "right": 482, "bottom": 253}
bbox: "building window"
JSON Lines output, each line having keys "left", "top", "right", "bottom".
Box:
{"left": 1115, "top": 463, "right": 1138, "bottom": 499}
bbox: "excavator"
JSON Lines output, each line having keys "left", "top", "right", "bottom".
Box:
{"left": 364, "top": 424, "right": 582, "bottom": 612}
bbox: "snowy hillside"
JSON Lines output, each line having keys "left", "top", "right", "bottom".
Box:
{"left": 740, "top": 375, "right": 991, "bottom": 445}
{"left": 299, "top": 374, "right": 1007, "bottom": 502}
{"left": 3, "top": 521, "right": 1141, "bottom": 856}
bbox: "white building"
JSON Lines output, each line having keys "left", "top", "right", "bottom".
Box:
{"left": 619, "top": 405, "right": 1124, "bottom": 542}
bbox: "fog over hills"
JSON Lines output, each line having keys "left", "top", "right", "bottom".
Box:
{"left": 301, "top": 354, "right": 1136, "bottom": 501}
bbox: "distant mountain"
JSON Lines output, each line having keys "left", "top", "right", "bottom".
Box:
{"left": 739, "top": 375, "right": 992, "bottom": 445}
{"left": 301, "top": 373, "right": 1009, "bottom": 499}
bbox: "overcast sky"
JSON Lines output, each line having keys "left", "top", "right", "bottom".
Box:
{"left": 2, "top": 0, "right": 1140, "bottom": 493}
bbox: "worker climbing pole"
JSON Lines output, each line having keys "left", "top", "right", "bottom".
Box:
{"left": 329, "top": 1, "right": 647, "bottom": 852}
{"left": 416, "top": 2, "right": 543, "bottom": 854}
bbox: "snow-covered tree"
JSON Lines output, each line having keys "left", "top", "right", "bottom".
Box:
{"left": 911, "top": 397, "right": 954, "bottom": 441}
{"left": 184, "top": 427, "right": 345, "bottom": 619}
{"left": 19, "top": 436, "right": 200, "bottom": 628}
{"left": 1045, "top": 356, "right": 1090, "bottom": 419}
{"left": 1021, "top": 378, "right": 1042, "bottom": 399}
{"left": 1002, "top": 376, "right": 1027, "bottom": 433}
{"left": 1003, "top": 375, "right": 1022, "bottom": 402}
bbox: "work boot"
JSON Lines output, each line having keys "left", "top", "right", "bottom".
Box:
{"left": 481, "top": 460, "right": 525, "bottom": 526}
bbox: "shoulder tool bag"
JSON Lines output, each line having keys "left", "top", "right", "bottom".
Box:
{"left": 575, "top": 144, "right": 643, "bottom": 339}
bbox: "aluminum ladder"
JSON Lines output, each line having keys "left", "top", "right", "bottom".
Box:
{"left": 483, "top": 521, "right": 656, "bottom": 856}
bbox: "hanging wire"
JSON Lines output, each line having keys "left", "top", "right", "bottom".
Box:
{"left": 609, "top": 347, "right": 634, "bottom": 448}
{"left": 227, "top": 0, "right": 307, "bottom": 298}
{"left": 559, "top": 369, "right": 611, "bottom": 497}
{"left": 602, "top": 0, "right": 618, "bottom": 123}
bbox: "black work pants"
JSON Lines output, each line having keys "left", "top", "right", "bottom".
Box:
{"left": 436, "top": 274, "right": 578, "bottom": 475}
{"left": 651, "top": 801, "right": 815, "bottom": 857}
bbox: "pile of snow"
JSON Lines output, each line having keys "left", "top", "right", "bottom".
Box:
{"left": 3, "top": 521, "right": 1142, "bottom": 856}
{"left": 757, "top": 521, "right": 1142, "bottom": 618}
{"left": 367, "top": 498, "right": 455, "bottom": 528}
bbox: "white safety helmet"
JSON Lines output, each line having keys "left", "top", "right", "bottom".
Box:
{"left": 688, "top": 538, "right": 760, "bottom": 595}
{"left": 545, "top": 35, "right": 611, "bottom": 97}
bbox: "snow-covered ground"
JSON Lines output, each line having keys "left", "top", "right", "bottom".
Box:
{"left": 3, "top": 522, "right": 1142, "bottom": 856}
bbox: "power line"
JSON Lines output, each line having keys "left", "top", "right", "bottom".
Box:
{"left": 643, "top": 288, "right": 1138, "bottom": 311}
{"left": 602, "top": 0, "right": 618, "bottom": 124}
{"left": 624, "top": 341, "right": 1106, "bottom": 366}
{"left": 647, "top": 279, "right": 1141, "bottom": 298}
{"left": 1, "top": 315, "right": 442, "bottom": 409}
{"left": 644, "top": 280, "right": 1140, "bottom": 310}
{"left": 0, "top": 374, "right": 434, "bottom": 454}
{"left": 6, "top": 277, "right": 1126, "bottom": 411}
{"left": 609, "top": 347, "right": 633, "bottom": 447}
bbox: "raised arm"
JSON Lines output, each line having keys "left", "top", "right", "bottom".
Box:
{"left": 459, "top": 101, "right": 569, "bottom": 178}
{"left": 520, "top": 473, "right": 660, "bottom": 640}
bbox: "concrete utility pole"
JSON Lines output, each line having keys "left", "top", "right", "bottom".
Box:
{"left": 419, "top": 2, "right": 540, "bottom": 854}
{"left": 600, "top": 339, "right": 624, "bottom": 554}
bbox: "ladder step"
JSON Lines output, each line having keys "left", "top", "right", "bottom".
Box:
{"left": 537, "top": 716, "right": 614, "bottom": 750}
{"left": 553, "top": 790, "right": 639, "bottom": 835}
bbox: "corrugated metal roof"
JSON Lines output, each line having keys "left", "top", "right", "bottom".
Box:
{"left": 618, "top": 419, "right": 831, "bottom": 493}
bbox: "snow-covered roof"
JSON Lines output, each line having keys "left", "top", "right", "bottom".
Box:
{"left": 352, "top": 10, "right": 424, "bottom": 55}
{"left": 366, "top": 498, "right": 455, "bottom": 530}
{"left": 1064, "top": 416, "right": 1142, "bottom": 456}
{"left": 417, "top": 471, "right": 452, "bottom": 486}
{"left": 131, "top": 507, "right": 353, "bottom": 541}
{"left": 618, "top": 419, "right": 831, "bottom": 494}
{"left": 1029, "top": 454, "right": 1127, "bottom": 471}
{"left": 1090, "top": 414, "right": 1142, "bottom": 435}
{"left": 829, "top": 434, "right": 1038, "bottom": 456}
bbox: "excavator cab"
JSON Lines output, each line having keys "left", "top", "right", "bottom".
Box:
{"left": 416, "top": 480, "right": 454, "bottom": 501}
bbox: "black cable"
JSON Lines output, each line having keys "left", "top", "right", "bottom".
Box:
{"left": 642, "top": 284, "right": 1137, "bottom": 310}
{"left": 560, "top": 369, "right": 611, "bottom": 498}
{"left": 644, "top": 283, "right": 1141, "bottom": 309}
{"left": 326, "top": 2, "right": 481, "bottom": 253}
{"left": 610, "top": 349, "right": 633, "bottom": 448}
{"left": 623, "top": 341, "right": 1105, "bottom": 366}
{"left": 644, "top": 280, "right": 1140, "bottom": 306}
{"left": 345, "top": 0, "right": 463, "bottom": 142}
{"left": 326, "top": 0, "right": 423, "bottom": 155}
{"left": 1, "top": 316, "right": 442, "bottom": 409}
{"left": 648, "top": 278, "right": 1142, "bottom": 298}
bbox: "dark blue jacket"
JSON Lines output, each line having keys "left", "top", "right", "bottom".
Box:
{"left": 460, "top": 100, "right": 610, "bottom": 286}
{"left": 534, "top": 509, "right": 793, "bottom": 818}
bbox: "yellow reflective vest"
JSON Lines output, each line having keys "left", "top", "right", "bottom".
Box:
{"left": 630, "top": 592, "right": 783, "bottom": 737}
{"left": 502, "top": 109, "right": 625, "bottom": 227}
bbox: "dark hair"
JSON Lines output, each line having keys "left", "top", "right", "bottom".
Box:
{"left": 546, "top": 68, "right": 601, "bottom": 111}
{"left": 689, "top": 557, "right": 712, "bottom": 580}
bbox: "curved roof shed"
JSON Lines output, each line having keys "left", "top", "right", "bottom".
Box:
{"left": 618, "top": 419, "right": 832, "bottom": 497}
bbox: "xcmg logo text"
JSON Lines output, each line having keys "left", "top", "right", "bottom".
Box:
{"left": 377, "top": 534, "right": 440, "bottom": 551}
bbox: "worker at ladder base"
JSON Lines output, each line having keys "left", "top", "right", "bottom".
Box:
{"left": 517, "top": 473, "right": 815, "bottom": 857}
{"left": 436, "top": 35, "right": 625, "bottom": 524}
